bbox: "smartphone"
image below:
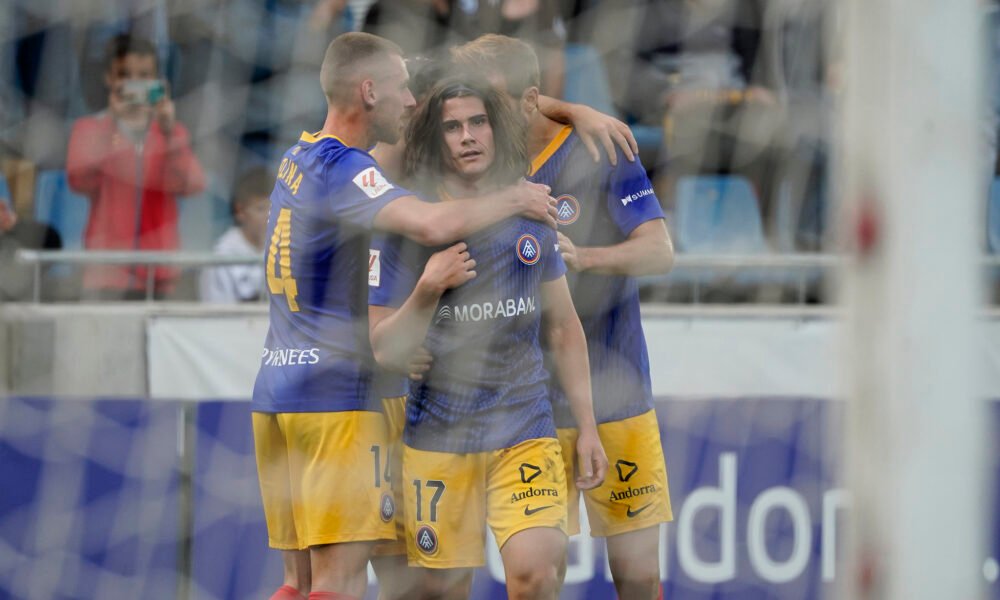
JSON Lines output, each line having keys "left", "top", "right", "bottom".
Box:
{"left": 121, "top": 79, "right": 166, "bottom": 105}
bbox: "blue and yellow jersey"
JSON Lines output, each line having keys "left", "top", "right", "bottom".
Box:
{"left": 369, "top": 214, "right": 565, "bottom": 453}
{"left": 528, "top": 126, "right": 665, "bottom": 426}
{"left": 251, "top": 132, "right": 412, "bottom": 413}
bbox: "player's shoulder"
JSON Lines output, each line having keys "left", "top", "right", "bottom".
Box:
{"left": 297, "top": 135, "right": 374, "bottom": 174}
{"left": 564, "top": 128, "right": 647, "bottom": 176}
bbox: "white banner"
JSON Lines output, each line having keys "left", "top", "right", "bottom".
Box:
{"left": 147, "top": 316, "right": 267, "bottom": 400}
{"left": 146, "top": 313, "right": 1000, "bottom": 400}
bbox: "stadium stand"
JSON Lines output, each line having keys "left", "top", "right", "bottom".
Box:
{"left": 33, "top": 169, "right": 89, "bottom": 251}
{"left": 675, "top": 175, "right": 768, "bottom": 254}
{"left": 178, "top": 172, "right": 232, "bottom": 251}
{"left": 562, "top": 43, "right": 663, "bottom": 165}
{"left": 990, "top": 177, "right": 1000, "bottom": 252}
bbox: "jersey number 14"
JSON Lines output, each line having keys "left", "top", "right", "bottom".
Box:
{"left": 267, "top": 208, "right": 300, "bottom": 311}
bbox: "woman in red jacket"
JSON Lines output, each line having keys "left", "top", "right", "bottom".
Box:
{"left": 67, "top": 34, "right": 206, "bottom": 299}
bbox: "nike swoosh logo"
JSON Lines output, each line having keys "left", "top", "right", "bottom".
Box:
{"left": 524, "top": 505, "right": 554, "bottom": 516}
{"left": 626, "top": 503, "right": 652, "bottom": 518}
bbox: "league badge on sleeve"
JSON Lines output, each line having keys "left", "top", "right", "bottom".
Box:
{"left": 353, "top": 167, "right": 394, "bottom": 199}
{"left": 516, "top": 233, "right": 541, "bottom": 266}
{"left": 554, "top": 195, "right": 580, "bottom": 226}
{"left": 368, "top": 249, "right": 381, "bottom": 287}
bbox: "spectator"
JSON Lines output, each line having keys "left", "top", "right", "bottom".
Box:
{"left": 67, "top": 33, "right": 206, "bottom": 300}
{"left": 0, "top": 199, "right": 62, "bottom": 301}
{"left": 199, "top": 167, "right": 271, "bottom": 304}
{"left": 598, "top": 0, "right": 785, "bottom": 235}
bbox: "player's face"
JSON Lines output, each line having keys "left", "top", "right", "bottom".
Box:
{"left": 441, "top": 96, "right": 495, "bottom": 182}
{"left": 372, "top": 55, "right": 417, "bottom": 145}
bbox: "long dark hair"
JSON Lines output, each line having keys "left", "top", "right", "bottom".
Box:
{"left": 403, "top": 76, "right": 527, "bottom": 194}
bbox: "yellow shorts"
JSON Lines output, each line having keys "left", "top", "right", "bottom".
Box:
{"left": 372, "top": 396, "right": 408, "bottom": 558}
{"left": 402, "top": 437, "right": 568, "bottom": 569}
{"left": 558, "top": 409, "right": 673, "bottom": 538}
{"left": 252, "top": 410, "right": 396, "bottom": 550}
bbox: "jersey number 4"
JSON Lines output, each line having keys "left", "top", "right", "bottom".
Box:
{"left": 267, "top": 208, "right": 300, "bottom": 311}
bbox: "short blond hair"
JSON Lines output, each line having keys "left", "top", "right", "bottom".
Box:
{"left": 320, "top": 32, "right": 404, "bottom": 107}
{"left": 450, "top": 34, "right": 540, "bottom": 98}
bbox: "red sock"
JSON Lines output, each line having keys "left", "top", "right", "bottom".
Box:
{"left": 657, "top": 583, "right": 664, "bottom": 600}
{"left": 270, "top": 585, "right": 305, "bottom": 600}
{"left": 307, "top": 593, "right": 358, "bottom": 600}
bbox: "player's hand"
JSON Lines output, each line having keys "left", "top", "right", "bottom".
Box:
{"left": 512, "top": 180, "right": 557, "bottom": 229}
{"left": 556, "top": 231, "right": 587, "bottom": 272}
{"left": 569, "top": 104, "right": 637, "bottom": 166}
{"left": 575, "top": 428, "right": 608, "bottom": 490}
{"left": 408, "top": 346, "right": 433, "bottom": 381}
{"left": 419, "top": 242, "right": 476, "bottom": 295}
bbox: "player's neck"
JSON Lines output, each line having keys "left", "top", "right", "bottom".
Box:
{"left": 527, "top": 113, "right": 567, "bottom": 159}
{"left": 320, "top": 107, "right": 372, "bottom": 149}
{"left": 441, "top": 174, "right": 494, "bottom": 200}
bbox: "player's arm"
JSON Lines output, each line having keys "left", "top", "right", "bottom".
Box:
{"left": 537, "top": 95, "right": 638, "bottom": 166}
{"left": 558, "top": 218, "right": 674, "bottom": 276}
{"left": 373, "top": 180, "right": 557, "bottom": 246}
{"left": 369, "top": 243, "right": 476, "bottom": 372}
{"left": 540, "top": 276, "right": 608, "bottom": 490}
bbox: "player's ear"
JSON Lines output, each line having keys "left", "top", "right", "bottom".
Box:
{"left": 361, "top": 78, "right": 377, "bottom": 108}
{"left": 521, "top": 86, "right": 539, "bottom": 116}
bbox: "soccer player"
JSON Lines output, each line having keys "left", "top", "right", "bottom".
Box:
{"left": 370, "top": 54, "right": 644, "bottom": 183}
{"left": 368, "top": 77, "right": 608, "bottom": 600}
{"left": 452, "top": 35, "right": 676, "bottom": 600}
{"left": 366, "top": 54, "right": 643, "bottom": 599}
{"left": 251, "top": 32, "right": 559, "bottom": 600}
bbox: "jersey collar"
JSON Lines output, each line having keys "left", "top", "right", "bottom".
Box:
{"left": 528, "top": 125, "right": 573, "bottom": 176}
{"left": 299, "top": 131, "right": 346, "bottom": 145}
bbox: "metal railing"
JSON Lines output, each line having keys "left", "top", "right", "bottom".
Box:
{"left": 15, "top": 250, "right": 262, "bottom": 302}
{"left": 15, "top": 249, "right": 1000, "bottom": 304}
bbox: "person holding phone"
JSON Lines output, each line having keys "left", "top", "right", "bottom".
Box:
{"left": 67, "top": 33, "right": 206, "bottom": 300}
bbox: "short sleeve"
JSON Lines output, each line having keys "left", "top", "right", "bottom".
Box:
{"left": 327, "top": 150, "right": 412, "bottom": 229}
{"left": 542, "top": 229, "right": 567, "bottom": 282}
{"left": 368, "top": 232, "right": 420, "bottom": 308}
{"left": 606, "top": 153, "right": 666, "bottom": 236}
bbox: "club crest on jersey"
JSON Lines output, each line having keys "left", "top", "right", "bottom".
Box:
{"left": 380, "top": 492, "right": 395, "bottom": 522}
{"left": 415, "top": 525, "right": 439, "bottom": 555}
{"left": 555, "top": 195, "right": 580, "bottom": 225}
{"left": 516, "top": 233, "right": 541, "bottom": 265}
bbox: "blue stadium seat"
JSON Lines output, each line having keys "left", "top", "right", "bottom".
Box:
{"left": 0, "top": 172, "right": 10, "bottom": 205}
{"left": 675, "top": 175, "right": 768, "bottom": 254}
{"left": 33, "top": 169, "right": 90, "bottom": 250}
{"left": 989, "top": 177, "right": 1000, "bottom": 253}
{"left": 562, "top": 44, "right": 615, "bottom": 116}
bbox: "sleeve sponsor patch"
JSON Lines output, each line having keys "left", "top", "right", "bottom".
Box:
{"left": 368, "top": 249, "right": 381, "bottom": 287}
{"left": 353, "top": 167, "right": 395, "bottom": 199}
{"left": 619, "top": 188, "right": 655, "bottom": 207}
